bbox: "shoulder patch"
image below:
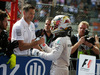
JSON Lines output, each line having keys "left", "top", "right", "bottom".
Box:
{"left": 57, "top": 40, "right": 60, "bottom": 44}
{"left": 16, "top": 29, "right": 21, "bottom": 36}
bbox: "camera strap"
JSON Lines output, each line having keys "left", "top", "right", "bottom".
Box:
{"left": 80, "top": 45, "right": 89, "bottom": 55}
{"left": 77, "top": 45, "right": 90, "bottom": 58}
{"left": 74, "top": 34, "right": 79, "bottom": 42}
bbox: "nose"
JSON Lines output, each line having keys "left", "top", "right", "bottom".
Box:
{"left": 81, "top": 28, "right": 86, "bottom": 31}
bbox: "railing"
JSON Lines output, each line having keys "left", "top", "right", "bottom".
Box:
{"left": 69, "top": 58, "right": 78, "bottom": 75}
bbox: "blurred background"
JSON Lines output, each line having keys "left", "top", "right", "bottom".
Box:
{"left": 4, "top": 0, "right": 100, "bottom": 36}
{"left": 0, "top": 0, "right": 100, "bottom": 75}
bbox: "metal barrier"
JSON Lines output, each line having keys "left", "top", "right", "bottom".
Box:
{"left": 69, "top": 58, "right": 78, "bottom": 75}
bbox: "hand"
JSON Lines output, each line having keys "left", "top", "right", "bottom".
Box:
{"left": 95, "top": 35, "right": 100, "bottom": 48}
{"left": 7, "top": 54, "right": 16, "bottom": 69}
{"left": 84, "top": 41, "right": 93, "bottom": 47}
{"left": 39, "top": 37, "right": 45, "bottom": 44}
{"left": 79, "top": 36, "right": 85, "bottom": 45}
{"left": 32, "top": 49, "right": 40, "bottom": 56}
{"left": 36, "top": 29, "right": 44, "bottom": 37}
{"left": 95, "top": 35, "right": 99, "bottom": 42}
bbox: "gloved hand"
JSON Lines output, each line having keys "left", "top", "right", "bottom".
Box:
{"left": 7, "top": 54, "right": 16, "bottom": 69}
{"left": 32, "top": 49, "right": 40, "bottom": 56}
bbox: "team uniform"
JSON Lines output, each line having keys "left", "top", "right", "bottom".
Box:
{"left": 32, "top": 15, "right": 72, "bottom": 75}
{"left": 11, "top": 17, "right": 36, "bottom": 56}
{"left": 36, "top": 36, "right": 71, "bottom": 75}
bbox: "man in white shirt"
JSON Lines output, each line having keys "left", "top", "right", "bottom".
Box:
{"left": 11, "top": 4, "right": 44, "bottom": 56}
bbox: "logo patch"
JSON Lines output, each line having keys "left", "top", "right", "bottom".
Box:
{"left": 16, "top": 29, "right": 21, "bottom": 36}
{"left": 57, "top": 40, "right": 60, "bottom": 44}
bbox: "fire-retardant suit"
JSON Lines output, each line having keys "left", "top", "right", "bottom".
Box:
{"left": 31, "top": 15, "right": 72, "bottom": 75}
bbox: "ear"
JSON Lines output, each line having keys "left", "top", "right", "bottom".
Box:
{"left": 23, "top": 11, "right": 25, "bottom": 15}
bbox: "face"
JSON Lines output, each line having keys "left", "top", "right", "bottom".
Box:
{"left": 78, "top": 23, "right": 88, "bottom": 37}
{"left": 44, "top": 20, "right": 51, "bottom": 32}
{"left": 24, "top": 9, "right": 35, "bottom": 23}
{"left": 0, "top": 17, "right": 8, "bottom": 30}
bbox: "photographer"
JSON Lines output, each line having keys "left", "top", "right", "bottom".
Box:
{"left": 71, "top": 21, "right": 99, "bottom": 70}
{"left": 0, "top": 10, "right": 18, "bottom": 69}
{"left": 35, "top": 17, "right": 54, "bottom": 47}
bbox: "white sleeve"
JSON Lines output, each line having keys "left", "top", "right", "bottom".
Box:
{"left": 11, "top": 24, "right": 24, "bottom": 41}
{"left": 31, "top": 23, "right": 36, "bottom": 39}
{"left": 39, "top": 38, "right": 63, "bottom": 61}
{"left": 41, "top": 44, "right": 52, "bottom": 53}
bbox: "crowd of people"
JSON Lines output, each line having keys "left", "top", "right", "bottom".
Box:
{"left": 0, "top": 1, "right": 100, "bottom": 75}
{"left": 30, "top": 0, "right": 99, "bottom": 24}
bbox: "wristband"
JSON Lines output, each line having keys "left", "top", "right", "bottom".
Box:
{"left": 40, "top": 43, "right": 46, "bottom": 49}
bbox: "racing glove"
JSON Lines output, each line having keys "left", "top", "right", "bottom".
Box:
{"left": 32, "top": 49, "right": 40, "bottom": 56}
{"left": 7, "top": 54, "right": 16, "bottom": 69}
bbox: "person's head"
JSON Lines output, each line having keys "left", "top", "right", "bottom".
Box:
{"left": 44, "top": 17, "right": 53, "bottom": 32}
{"left": 50, "top": 15, "right": 72, "bottom": 37}
{"left": 78, "top": 21, "right": 89, "bottom": 37}
{"left": 0, "top": 10, "right": 8, "bottom": 30}
{"left": 23, "top": 4, "right": 35, "bottom": 23}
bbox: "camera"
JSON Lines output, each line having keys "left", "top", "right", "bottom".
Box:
{"left": 84, "top": 29, "right": 100, "bottom": 44}
{"left": 85, "top": 36, "right": 95, "bottom": 44}
{"left": 35, "top": 29, "right": 44, "bottom": 37}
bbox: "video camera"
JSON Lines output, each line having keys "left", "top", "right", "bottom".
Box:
{"left": 84, "top": 29, "right": 100, "bottom": 44}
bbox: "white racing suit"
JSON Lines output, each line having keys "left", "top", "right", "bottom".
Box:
{"left": 33, "top": 36, "right": 72, "bottom": 75}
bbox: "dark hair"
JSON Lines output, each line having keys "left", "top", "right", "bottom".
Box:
{"left": 0, "top": 10, "right": 7, "bottom": 21}
{"left": 23, "top": 4, "right": 35, "bottom": 12}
